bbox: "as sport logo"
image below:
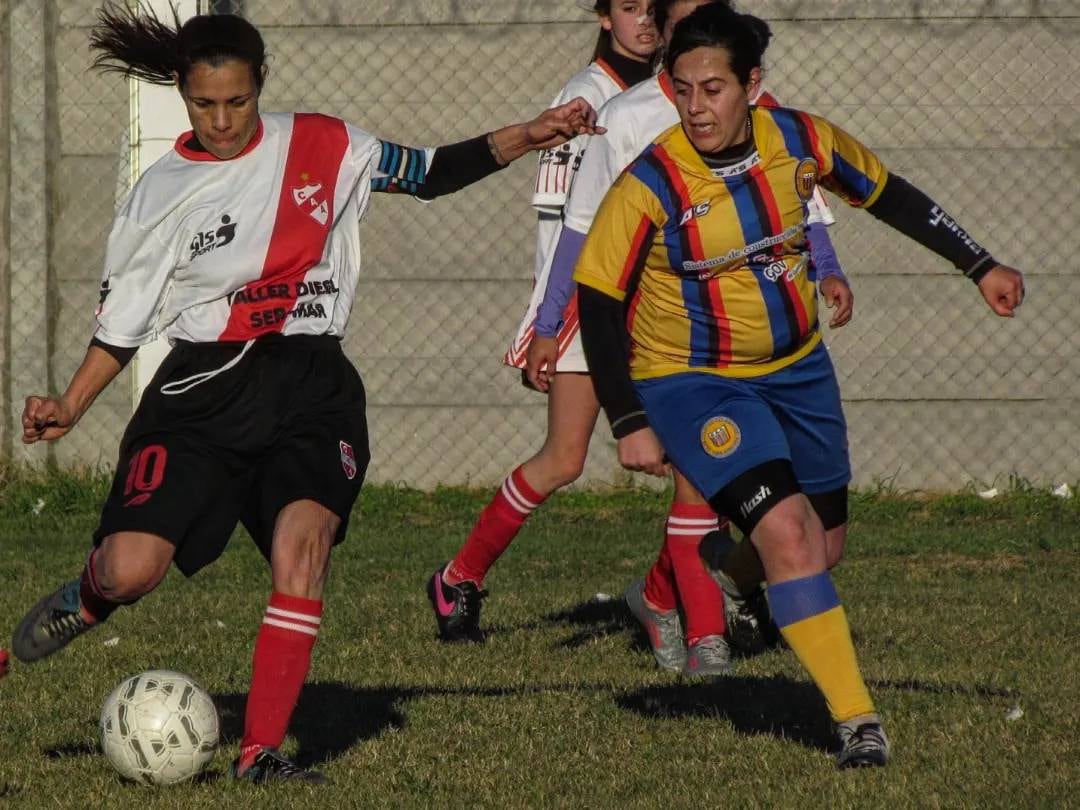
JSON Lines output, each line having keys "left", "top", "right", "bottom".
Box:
{"left": 189, "top": 214, "right": 238, "bottom": 260}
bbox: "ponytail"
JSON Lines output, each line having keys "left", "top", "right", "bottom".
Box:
{"left": 89, "top": 1, "right": 267, "bottom": 89}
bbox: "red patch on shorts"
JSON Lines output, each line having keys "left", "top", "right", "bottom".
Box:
{"left": 339, "top": 440, "right": 356, "bottom": 480}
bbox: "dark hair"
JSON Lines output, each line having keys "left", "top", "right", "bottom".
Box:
{"left": 663, "top": 3, "right": 771, "bottom": 85}
{"left": 654, "top": 0, "right": 733, "bottom": 40}
{"left": 590, "top": 1, "right": 614, "bottom": 61}
{"left": 89, "top": 2, "right": 267, "bottom": 90}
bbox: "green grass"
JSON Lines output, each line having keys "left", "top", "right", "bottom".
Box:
{"left": 0, "top": 470, "right": 1078, "bottom": 808}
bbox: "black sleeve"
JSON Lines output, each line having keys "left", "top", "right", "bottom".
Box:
{"left": 577, "top": 285, "right": 650, "bottom": 439}
{"left": 90, "top": 337, "right": 137, "bottom": 368}
{"left": 415, "top": 135, "right": 506, "bottom": 200}
{"left": 865, "top": 172, "right": 998, "bottom": 283}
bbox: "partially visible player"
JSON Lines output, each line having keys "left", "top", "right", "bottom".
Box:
{"left": 11, "top": 3, "right": 600, "bottom": 786}
{"left": 424, "top": 1, "right": 719, "bottom": 665}
{"left": 575, "top": 3, "right": 1024, "bottom": 767}
{"left": 526, "top": 0, "right": 855, "bottom": 664}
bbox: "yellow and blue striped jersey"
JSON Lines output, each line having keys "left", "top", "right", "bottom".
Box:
{"left": 574, "top": 105, "right": 888, "bottom": 380}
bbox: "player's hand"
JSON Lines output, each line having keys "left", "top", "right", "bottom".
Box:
{"left": 524, "top": 97, "right": 605, "bottom": 151}
{"left": 21, "top": 395, "right": 78, "bottom": 444}
{"left": 977, "top": 264, "right": 1025, "bottom": 317}
{"left": 820, "top": 276, "right": 854, "bottom": 328}
{"left": 525, "top": 335, "right": 559, "bottom": 393}
{"left": 617, "top": 427, "right": 670, "bottom": 478}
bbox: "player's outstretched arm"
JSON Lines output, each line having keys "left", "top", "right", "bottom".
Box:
{"left": 21, "top": 344, "right": 124, "bottom": 444}
{"left": 378, "top": 98, "right": 603, "bottom": 201}
{"left": 863, "top": 173, "right": 1025, "bottom": 316}
{"left": 487, "top": 97, "right": 603, "bottom": 165}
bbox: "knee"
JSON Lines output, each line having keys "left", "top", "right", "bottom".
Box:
{"left": 759, "top": 502, "right": 820, "bottom": 570}
{"left": 95, "top": 551, "right": 167, "bottom": 603}
{"left": 537, "top": 447, "right": 587, "bottom": 490}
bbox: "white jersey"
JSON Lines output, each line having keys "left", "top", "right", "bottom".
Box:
{"left": 94, "top": 112, "right": 435, "bottom": 347}
{"left": 505, "top": 59, "right": 631, "bottom": 370}
{"left": 564, "top": 72, "right": 835, "bottom": 236}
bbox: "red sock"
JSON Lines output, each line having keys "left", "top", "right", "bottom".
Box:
{"left": 446, "top": 466, "right": 546, "bottom": 585}
{"left": 78, "top": 549, "right": 119, "bottom": 624}
{"left": 239, "top": 592, "right": 322, "bottom": 769}
{"left": 643, "top": 540, "right": 677, "bottom": 612}
{"left": 666, "top": 503, "right": 726, "bottom": 644}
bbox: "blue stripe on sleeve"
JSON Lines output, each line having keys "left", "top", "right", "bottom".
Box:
{"left": 831, "top": 152, "right": 878, "bottom": 204}
{"left": 767, "top": 571, "right": 841, "bottom": 628}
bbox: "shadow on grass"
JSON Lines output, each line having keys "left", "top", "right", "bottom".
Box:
{"left": 617, "top": 675, "right": 833, "bottom": 751}
{"left": 214, "top": 682, "right": 408, "bottom": 768}
{"left": 485, "top": 596, "right": 651, "bottom": 654}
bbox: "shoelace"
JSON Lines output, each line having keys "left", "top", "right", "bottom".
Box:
{"left": 457, "top": 585, "right": 488, "bottom": 619}
{"left": 43, "top": 610, "right": 88, "bottom": 640}
{"left": 257, "top": 751, "right": 306, "bottom": 778}
{"left": 695, "top": 638, "right": 728, "bottom": 658}
{"left": 842, "top": 725, "right": 887, "bottom": 755}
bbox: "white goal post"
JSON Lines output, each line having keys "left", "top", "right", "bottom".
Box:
{"left": 128, "top": 0, "right": 200, "bottom": 409}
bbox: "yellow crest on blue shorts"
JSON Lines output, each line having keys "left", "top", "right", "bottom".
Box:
{"left": 701, "top": 416, "right": 741, "bottom": 458}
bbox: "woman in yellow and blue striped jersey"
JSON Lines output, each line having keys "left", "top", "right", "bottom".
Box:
{"left": 575, "top": 3, "right": 1024, "bottom": 769}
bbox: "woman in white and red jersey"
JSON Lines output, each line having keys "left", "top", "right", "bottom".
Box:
{"left": 11, "top": 4, "right": 599, "bottom": 785}
{"left": 427, "top": 1, "right": 660, "bottom": 637}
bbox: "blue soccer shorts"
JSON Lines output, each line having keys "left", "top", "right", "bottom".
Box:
{"left": 634, "top": 342, "right": 850, "bottom": 502}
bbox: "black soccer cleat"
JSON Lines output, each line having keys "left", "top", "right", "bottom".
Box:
{"left": 12, "top": 580, "right": 96, "bottom": 663}
{"left": 725, "top": 585, "right": 784, "bottom": 656}
{"left": 426, "top": 565, "right": 487, "bottom": 643}
{"left": 231, "top": 747, "right": 329, "bottom": 785}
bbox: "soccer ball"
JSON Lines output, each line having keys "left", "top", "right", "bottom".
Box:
{"left": 99, "top": 670, "right": 219, "bottom": 785}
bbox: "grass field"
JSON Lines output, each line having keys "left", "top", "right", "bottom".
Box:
{"left": 0, "top": 469, "right": 1077, "bottom": 808}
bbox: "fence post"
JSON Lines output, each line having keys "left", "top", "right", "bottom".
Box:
{"left": 7, "top": 0, "right": 50, "bottom": 464}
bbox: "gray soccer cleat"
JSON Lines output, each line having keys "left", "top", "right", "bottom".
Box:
{"left": 624, "top": 578, "right": 686, "bottom": 672}
{"left": 683, "top": 634, "right": 732, "bottom": 678}
{"left": 12, "top": 580, "right": 96, "bottom": 663}
{"left": 836, "top": 716, "right": 890, "bottom": 768}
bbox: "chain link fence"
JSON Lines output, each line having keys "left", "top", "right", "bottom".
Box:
{"left": 2, "top": 0, "right": 1078, "bottom": 491}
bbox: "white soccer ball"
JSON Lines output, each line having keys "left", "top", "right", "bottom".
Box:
{"left": 99, "top": 669, "right": 220, "bottom": 785}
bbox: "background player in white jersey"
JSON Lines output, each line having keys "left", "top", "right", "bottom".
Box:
{"left": 534, "top": 0, "right": 858, "bottom": 665}
{"left": 11, "top": 4, "right": 601, "bottom": 785}
{"left": 425, "top": 1, "right": 670, "bottom": 642}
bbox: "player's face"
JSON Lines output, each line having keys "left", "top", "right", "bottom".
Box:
{"left": 601, "top": 1, "right": 658, "bottom": 61}
{"left": 179, "top": 58, "right": 262, "bottom": 160}
{"left": 662, "top": 0, "right": 713, "bottom": 46}
{"left": 673, "top": 46, "right": 760, "bottom": 153}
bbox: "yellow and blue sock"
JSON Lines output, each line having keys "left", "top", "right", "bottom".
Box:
{"left": 768, "top": 571, "right": 875, "bottom": 723}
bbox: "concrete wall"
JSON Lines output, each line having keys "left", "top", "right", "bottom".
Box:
{"left": 1, "top": 0, "right": 1077, "bottom": 490}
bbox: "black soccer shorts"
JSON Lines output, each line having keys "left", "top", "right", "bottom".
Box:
{"left": 93, "top": 334, "right": 369, "bottom": 576}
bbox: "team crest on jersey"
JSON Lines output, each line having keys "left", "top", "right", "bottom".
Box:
{"left": 340, "top": 440, "right": 357, "bottom": 480}
{"left": 700, "top": 416, "right": 741, "bottom": 458}
{"left": 293, "top": 174, "right": 330, "bottom": 226}
{"left": 795, "top": 157, "right": 819, "bottom": 201}
{"left": 189, "top": 214, "right": 238, "bottom": 260}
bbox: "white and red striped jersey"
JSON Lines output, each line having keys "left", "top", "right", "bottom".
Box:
{"left": 563, "top": 72, "right": 834, "bottom": 236}
{"left": 94, "top": 112, "right": 435, "bottom": 347}
{"left": 505, "top": 58, "right": 633, "bottom": 370}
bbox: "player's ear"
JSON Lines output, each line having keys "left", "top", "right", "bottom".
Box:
{"left": 746, "top": 67, "right": 762, "bottom": 97}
